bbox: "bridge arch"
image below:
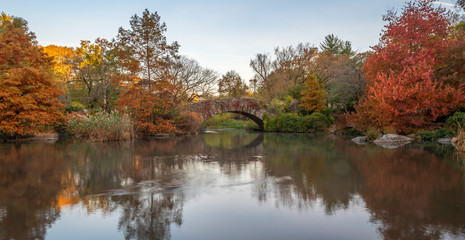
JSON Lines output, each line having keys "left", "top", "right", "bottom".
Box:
{"left": 184, "top": 98, "right": 267, "bottom": 129}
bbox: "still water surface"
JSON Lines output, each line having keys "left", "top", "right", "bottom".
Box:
{"left": 1, "top": 130, "right": 465, "bottom": 240}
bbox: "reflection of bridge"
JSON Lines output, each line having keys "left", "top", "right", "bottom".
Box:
{"left": 185, "top": 98, "right": 268, "bottom": 129}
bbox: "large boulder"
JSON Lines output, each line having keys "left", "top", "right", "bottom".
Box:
{"left": 373, "top": 134, "right": 413, "bottom": 149}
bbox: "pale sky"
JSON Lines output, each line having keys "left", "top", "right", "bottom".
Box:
{"left": 1, "top": 0, "right": 459, "bottom": 80}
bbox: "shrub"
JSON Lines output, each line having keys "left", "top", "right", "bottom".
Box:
{"left": 344, "top": 127, "right": 364, "bottom": 137}
{"left": 433, "top": 128, "right": 453, "bottom": 139}
{"left": 67, "top": 110, "right": 134, "bottom": 141}
{"left": 305, "top": 112, "right": 332, "bottom": 131}
{"left": 267, "top": 99, "right": 286, "bottom": 115}
{"left": 446, "top": 112, "right": 465, "bottom": 132}
{"left": 417, "top": 131, "right": 434, "bottom": 141}
{"left": 264, "top": 114, "right": 278, "bottom": 132}
{"left": 366, "top": 128, "right": 381, "bottom": 141}
{"left": 175, "top": 112, "right": 203, "bottom": 134}
{"left": 264, "top": 112, "right": 331, "bottom": 132}
{"left": 417, "top": 128, "right": 453, "bottom": 141}
{"left": 275, "top": 113, "right": 307, "bottom": 132}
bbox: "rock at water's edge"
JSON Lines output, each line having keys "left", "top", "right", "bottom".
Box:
{"left": 352, "top": 136, "right": 369, "bottom": 145}
{"left": 437, "top": 138, "right": 452, "bottom": 145}
{"left": 373, "top": 134, "right": 413, "bottom": 144}
{"left": 373, "top": 134, "right": 413, "bottom": 149}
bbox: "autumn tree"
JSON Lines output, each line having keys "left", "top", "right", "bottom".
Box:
{"left": 168, "top": 56, "right": 218, "bottom": 102}
{"left": 114, "top": 9, "right": 179, "bottom": 88}
{"left": 0, "top": 15, "right": 63, "bottom": 136}
{"left": 250, "top": 43, "right": 318, "bottom": 100}
{"left": 311, "top": 43, "right": 368, "bottom": 110}
{"left": 350, "top": 1, "right": 463, "bottom": 133}
{"left": 72, "top": 39, "right": 119, "bottom": 111}
{"left": 43, "top": 45, "right": 76, "bottom": 106}
{"left": 300, "top": 75, "right": 326, "bottom": 113}
{"left": 436, "top": 19, "right": 465, "bottom": 88}
{"left": 118, "top": 80, "right": 177, "bottom": 135}
{"left": 218, "top": 70, "right": 248, "bottom": 97}
{"left": 42, "top": 45, "right": 75, "bottom": 89}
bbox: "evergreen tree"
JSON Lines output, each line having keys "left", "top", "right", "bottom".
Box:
{"left": 115, "top": 9, "right": 179, "bottom": 88}
{"left": 319, "top": 34, "right": 353, "bottom": 56}
{"left": 300, "top": 75, "right": 326, "bottom": 113}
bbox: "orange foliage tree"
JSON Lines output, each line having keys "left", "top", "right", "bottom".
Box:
{"left": 118, "top": 80, "right": 177, "bottom": 135}
{"left": 0, "top": 17, "right": 64, "bottom": 136}
{"left": 300, "top": 74, "right": 326, "bottom": 113}
{"left": 350, "top": 1, "right": 464, "bottom": 133}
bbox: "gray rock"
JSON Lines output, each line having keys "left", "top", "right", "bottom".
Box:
{"left": 373, "top": 134, "right": 413, "bottom": 143}
{"left": 373, "top": 134, "right": 413, "bottom": 149}
{"left": 352, "top": 136, "right": 369, "bottom": 145}
{"left": 437, "top": 138, "right": 452, "bottom": 145}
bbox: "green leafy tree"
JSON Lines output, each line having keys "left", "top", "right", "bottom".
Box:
{"left": 115, "top": 9, "right": 179, "bottom": 88}
{"left": 300, "top": 75, "right": 326, "bottom": 113}
{"left": 72, "top": 38, "right": 119, "bottom": 111}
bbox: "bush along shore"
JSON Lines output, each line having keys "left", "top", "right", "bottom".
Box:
{"left": 348, "top": 111, "right": 465, "bottom": 150}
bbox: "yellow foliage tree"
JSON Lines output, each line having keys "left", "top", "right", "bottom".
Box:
{"left": 42, "top": 45, "right": 76, "bottom": 90}
{"left": 300, "top": 75, "right": 326, "bottom": 113}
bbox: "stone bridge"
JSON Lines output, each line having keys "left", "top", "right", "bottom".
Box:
{"left": 184, "top": 97, "right": 268, "bottom": 129}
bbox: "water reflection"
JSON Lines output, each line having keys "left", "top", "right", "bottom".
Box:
{"left": 0, "top": 143, "right": 65, "bottom": 240}
{"left": 0, "top": 131, "right": 464, "bottom": 239}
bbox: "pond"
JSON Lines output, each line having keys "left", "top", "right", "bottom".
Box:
{"left": 0, "top": 130, "right": 464, "bottom": 240}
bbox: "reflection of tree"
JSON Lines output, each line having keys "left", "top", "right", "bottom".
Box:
{"left": 259, "top": 134, "right": 363, "bottom": 213}
{"left": 258, "top": 134, "right": 465, "bottom": 239}
{"left": 64, "top": 142, "right": 135, "bottom": 196}
{"left": 69, "top": 140, "right": 188, "bottom": 240}
{"left": 348, "top": 144, "right": 465, "bottom": 240}
{"left": 0, "top": 143, "right": 67, "bottom": 240}
{"left": 117, "top": 191, "right": 184, "bottom": 240}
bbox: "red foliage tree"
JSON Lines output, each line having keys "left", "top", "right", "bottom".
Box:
{"left": 350, "top": 1, "right": 464, "bottom": 133}
{"left": 117, "top": 80, "right": 177, "bottom": 135}
{"left": 0, "top": 18, "right": 64, "bottom": 136}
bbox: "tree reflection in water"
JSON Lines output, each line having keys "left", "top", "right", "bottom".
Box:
{"left": 0, "top": 131, "right": 464, "bottom": 239}
{"left": 116, "top": 191, "right": 183, "bottom": 240}
{"left": 0, "top": 143, "right": 66, "bottom": 240}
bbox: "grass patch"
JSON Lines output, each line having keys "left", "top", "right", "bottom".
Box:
{"left": 204, "top": 113, "right": 259, "bottom": 129}
{"left": 67, "top": 110, "right": 134, "bottom": 141}
{"left": 263, "top": 112, "right": 331, "bottom": 132}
